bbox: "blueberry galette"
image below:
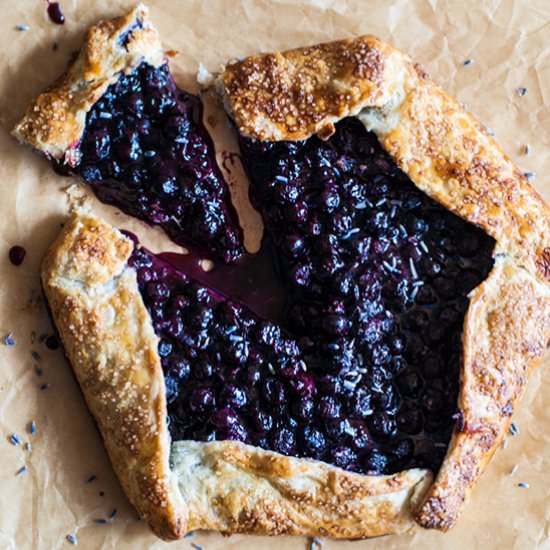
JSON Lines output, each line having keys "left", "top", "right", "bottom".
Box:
{"left": 35, "top": 5, "right": 549, "bottom": 544}
{"left": 13, "top": 4, "right": 242, "bottom": 262}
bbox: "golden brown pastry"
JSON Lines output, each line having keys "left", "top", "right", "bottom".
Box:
{"left": 13, "top": 4, "right": 164, "bottom": 164}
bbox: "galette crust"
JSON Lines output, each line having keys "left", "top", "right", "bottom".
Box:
{"left": 12, "top": 4, "right": 164, "bottom": 164}
{"left": 417, "top": 256, "right": 550, "bottom": 529}
{"left": 220, "top": 37, "right": 550, "bottom": 531}
{"left": 172, "top": 440, "right": 431, "bottom": 538}
{"left": 30, "top": 7, "right": 550, "bottom": 537}
{"left": 42, "top": 213, "right": 433, "bottom": 540}
{"left": 220, "top": 36, "right": 550, "bottom": 284}
{"left": 41, "top": 214, "right": 187, "bottom": 541}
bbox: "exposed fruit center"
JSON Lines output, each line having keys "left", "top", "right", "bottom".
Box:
{"left": 129, "top": 118, "right": 494, "bottom": 476}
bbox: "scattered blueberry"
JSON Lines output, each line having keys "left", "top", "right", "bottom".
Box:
{"left": 8, "top": 245, "right": 26, "bottom": 266}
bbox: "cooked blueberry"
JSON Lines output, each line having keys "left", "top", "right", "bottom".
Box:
{"left": 289, "top": 262, "right": 312, "bottom": 286}
{"left": 299, "top": 425, "right": 326, "bottom": 456}
{"left": 210, "top": 407, "right": 239, "bottom": 429}
{"left": 317, "top": 396, "right": 341, "bottom": 419}
{"left": 458, "top": 233, "right": 480, "bottom": 256}
{"left": 250, "top": 406, "right": 273, "bottom": 433}
{"left": 325, "top": 418, "right": 353, "bottom": 442}
{"left": 262, "top": 378, "right": 286, "bottom": 408}
{"left": 397, "top": 405, "right": 423, "bottom": 434}
{"left": 393, "top": 438, "right": 414, "bottom": 461}
{"left": 322, "top": 314, "right": 350, "bottom": 335}
{"left": 165, "top": 377, "right": 179, "bottom": 403}
{"left": 397, "top": 370, "right": 423, "bottom": 398}
{"left": 368, "top": 412, "right": 397, "bottom": 438}
{"left": 284, "top": 234, "right": 307, "bottom": 257}
{"left": 291, "top": 397, "right": 314, "bottom": 420}
{"left": 271, "top": 428, "right": 296, "bottom": 455}
{"left": 168, "top": 357, "right": 191, "bottom": 380}
{"left": 363, "top": 449, "right": 389, "bottom": 473}
{"left": 330, "top": 446, "right": 358, "bottom": 470}
{"left": 189, "top": 386, "right": 216, "bottom": 412}
{"left": 287, "top": 373, "right": 316, "bottom": 398}
{"left": 351, "top": 388, "right": 373, "bottom": 417}
{"left": 158, "top": 340, "right": 173, "bottom": 357}
{"left": 423, "top": 386, "right": 445, "bottom": 412}
{"left": 220, "top": 385, "right": 248, "bottom": 409}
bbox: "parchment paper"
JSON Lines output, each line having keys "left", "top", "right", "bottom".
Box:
{"left": 1, "top": 1, "right": 549, "bottom": 549}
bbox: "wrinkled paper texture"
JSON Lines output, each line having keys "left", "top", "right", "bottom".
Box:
{"left": 0, "top": 0, "right": 549, "bottom": 549}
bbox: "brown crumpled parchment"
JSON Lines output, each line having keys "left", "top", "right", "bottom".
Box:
{"left": 0, "top": 1, "right": 549, "bottom": 549}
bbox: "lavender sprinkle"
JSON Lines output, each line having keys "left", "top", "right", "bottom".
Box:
{"left": 40, "top": 383, "right": 50, "bottom": 390}
{"left": 16, "top": 25, "right": 30, "bottom": 31}
{"left": 16, "top": 466, "right": 28, "bottom": 476}
{"left": 4, "top": 333, "right": 16, "bottom": 346}
{"left": 86, "top": 475, "right": 97, "bottom": 483}
{"left": 311, "top": 537, "right": 323, "bottom": 547}
{"left": 29, "top": 421, "right": 36, "bottom": 435}
{"left": 34, "top": 366, "right": 43, "bottom": 376}
{"left": 463, "top": 59, "right": 474, "bottom": 66}
{"left": 518, "top": 482, "right": 529, "bottom": 488}
{"left": 66, "top": 534, "right": 78, "bottom": 545}
{"left": 509, "top": 422, "right": 519, "bottom": 436}
{"left": 524, "top": 144, "right": 530, "bottom": 155}
{"left": 94, "top": 518, "right": 108, "bottom": 525}
{"left": 191, "top": 544, "right": 204, "bottom": 550}
{"left": 31, "top": 351, "right": 41, "bottom": 362}
{"left": 25, "top": 442, "right": 32, "bottom": 452}
{"left": 109, "top": 509, "right": 117, "bottom": 519}
{"left": 184, "top": 531, "right": 195, "bottom": 539}
{"left": 409, "top": 258, "right": 418, "bottom": 279}
{"left": 523, "top": 171, "right": 535, "bottom": 180}
{"left": 517, "top": 87, "right": 528, "bottom": 97}
{"left": 10, "top": 434, "right": 22, "bottom": 446}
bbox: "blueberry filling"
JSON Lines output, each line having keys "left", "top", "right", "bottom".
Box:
{"left": 130, "top": 117, "right": 494, "bottom": 477}
{"left": 129, "top": 247, "right": 307, "bottom": 455}
{"left": 71, "top": 62, "right": 243, "bottom": 263}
